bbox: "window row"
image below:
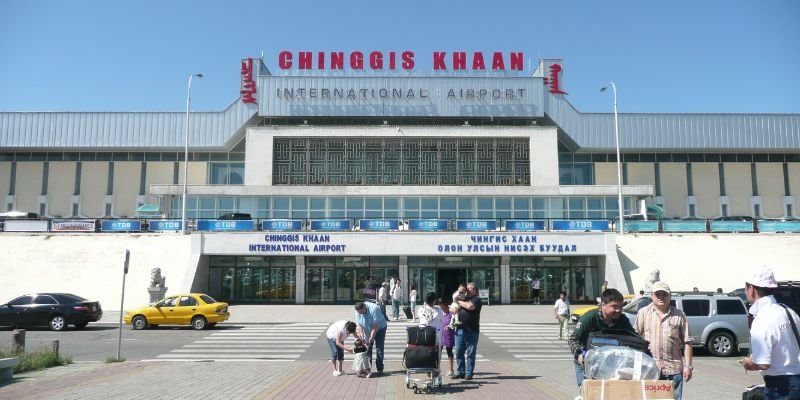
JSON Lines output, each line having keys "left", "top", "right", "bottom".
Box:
{"left": 273, "top": 137, "right": 530, "bottom": 186}
{"left": 170, "top": 195, "right": 631, "bottom": 220}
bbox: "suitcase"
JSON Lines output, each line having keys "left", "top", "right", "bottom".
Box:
{"left": 403, "top": 306, "right": 413, "bottom": 319}
{"left": 402, "top": 346, "right": 438, "bottom": 369}
{"left": 407, "top": 326, "right": 437, "bottom": 346}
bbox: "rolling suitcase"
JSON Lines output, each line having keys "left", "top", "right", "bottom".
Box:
{"left": 403, "top": 305, "right": 413, "bottom": 319}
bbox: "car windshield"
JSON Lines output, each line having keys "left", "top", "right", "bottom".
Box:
{"left": 623, "top": 297, "right": 652, "bottom": 314}
{"left": 199, "top": 294, "right": 217, "bottom": 304}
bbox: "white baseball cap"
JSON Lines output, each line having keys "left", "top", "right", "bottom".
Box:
{"left": 746, "top": 265, "right": 778, "bottom": 288}
{"left": 652, "top": 282, "right": 671, "bottom": 294}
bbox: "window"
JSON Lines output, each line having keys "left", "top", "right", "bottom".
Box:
{"left": 179, "top": 296, "right": 199, "bottom": 307}
{"left": 9, "top": 295, "right": 34, "bottom": 306}
{"left": 158, "top": 297, "right": 178, "bottom": 307}
{"left": 33, "top": 295, "right": 58, "bottom": 305}
{"left": 681, "top": 299, "right": 710, "bottom": 316}
{"left": 716, "top": 299, "right": 746, "bottom": 315}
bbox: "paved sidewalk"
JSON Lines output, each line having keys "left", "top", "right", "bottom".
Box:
{"left": 0, "top": 357, "right": 763, "bottom": 399}
{"left": 3, "top": 304, "right": 764, "bottom": 399}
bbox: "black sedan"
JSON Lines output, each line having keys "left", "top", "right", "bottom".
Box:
{"left": 0, "top": 293, "right": 103, "bottom": 331}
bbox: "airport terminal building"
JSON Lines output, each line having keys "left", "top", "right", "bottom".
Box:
{"left": 1, "top": 52, "right": 799, "bottom": 307}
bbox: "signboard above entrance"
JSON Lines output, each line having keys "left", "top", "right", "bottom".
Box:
{"left": 278, "top": 51, "right": 524, "bottom": 71}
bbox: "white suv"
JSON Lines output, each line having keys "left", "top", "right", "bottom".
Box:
{"left": 623, "top": 293, "right": 750, "bottom": 357}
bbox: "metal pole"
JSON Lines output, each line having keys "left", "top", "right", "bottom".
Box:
{"left": 182, "top": 73, "right": 202, "bottom": 235}
{"left": 601, "top": 82, "right": 624, "bottom": 234}
{"left": 117, "top": 249, "right": 130, "bottom": 360}
{"left": 611, "top": 83, "right": 624, "bottom": 235}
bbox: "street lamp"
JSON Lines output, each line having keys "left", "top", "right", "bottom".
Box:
{"left": 181, "top": 73, "right": 203, "bottom": 235}
{"left": 601, "top": 82, "right": 624, "bottom": 234}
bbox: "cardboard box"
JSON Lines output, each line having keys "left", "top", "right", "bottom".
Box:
{"left": 581, "top": 379, "right": 674, "bottom": 400}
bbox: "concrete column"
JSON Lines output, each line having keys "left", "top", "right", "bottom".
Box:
{"left": 399, "top": 256, "right": 408, "bottom": 304}
{"left": 500, "top": 255, "right": 510, "bottom": 304}
{"left": 295, "top": 256, "right": 305, "bottom": 304}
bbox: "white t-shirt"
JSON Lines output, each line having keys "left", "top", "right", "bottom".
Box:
{"left": 554, "top": 298, "right": 570, "bottom": 316}
{"left": 410, "top": 289, "right": 417, "bottom": 304}
{"left": 378, "top": 287, "right": 386, "bottom": 303}
{"left": 391, "top": 284, "right": 402, "bottom": 301}
{"left": 418, "top": 304, "right": 443, "bottom": 329}
{"left": 532, "top": 279, "right": 541, "bottom": 290}
{"left": 326, "top": 320, "right": 350, "bottom": 343}
{"left": 749, "top": 295, "right": 800, "bottom": 376}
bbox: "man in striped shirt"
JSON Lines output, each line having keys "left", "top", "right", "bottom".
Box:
{"left": 635, "top": 281, "right": 693, "bottom": 400}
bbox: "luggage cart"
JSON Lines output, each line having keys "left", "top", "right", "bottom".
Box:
{"left": 403, "top": 326, "right": 443, "bottom": 394}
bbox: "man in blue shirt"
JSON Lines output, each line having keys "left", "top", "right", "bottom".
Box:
{"left": 354, "top": 301, "right": 388, "bottom": 376}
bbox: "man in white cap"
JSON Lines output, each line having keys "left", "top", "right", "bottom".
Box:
{"left": 634, "top": 281, "right": 692, "bottom": 400}
{"left": 741, "top": 265, "right": 800, "bottom": 399}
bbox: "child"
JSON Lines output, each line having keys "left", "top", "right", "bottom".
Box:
{"left": 352, "top": 337, "right": 371, "bottom": 378}
{"left": 448, "top": 302, "right": 461, "bottom": 329}
{"left": 438, "top": 298, "right": 456, "bottom": 377}
{"left": 449, "top": 284, "right": 466, "bottom": 329}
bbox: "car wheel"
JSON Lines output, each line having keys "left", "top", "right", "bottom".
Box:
{"left": 74, "top": 322, "right": 89, "bottom": 329}
{"left": 49, "top": 315, "right": 67, "bottom": 331}
{"left": 191, "top": 315, "right": 208, "bottom": 330}
{"left": 131, "top": 315, "right": 148, "bottom": 330}
{"left": 708, "top": 331, "right": 735, "bottom": 356}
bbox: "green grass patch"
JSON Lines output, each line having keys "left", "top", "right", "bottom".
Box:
{"left": 0, "top": 347, "right": 72, "bottom": 373}
{"left": 105, "top": 356, "right": 125, "bottom": 363}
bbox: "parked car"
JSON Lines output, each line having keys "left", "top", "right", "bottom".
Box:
{"left": 0, "top": 293, "right": 103, "bottom": 331}
{"left": 218, "top": 213, "right": 252, "bottom": 220}
{"left": 623, "top": 293, "right": 750, "bottom": 357}
{"left": 773, "top": 281, "right": 800, "bottom": 315}
{"left": 712, "top": 216, "right": 754, "bottom": 221}
{"left": 123, "top": 293, "right": 230, "bottom": 330}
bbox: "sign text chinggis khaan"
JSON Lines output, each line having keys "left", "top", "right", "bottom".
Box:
{"left": 278, "top": 51, "right": 524, "bottom": 71}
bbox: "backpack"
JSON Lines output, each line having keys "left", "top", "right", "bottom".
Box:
{"left": 587, "top": 328, "right": 651, "bottom": 356}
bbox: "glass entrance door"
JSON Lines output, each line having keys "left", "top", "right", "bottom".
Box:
{"left": 306, "top": 268, "right": 335, "bottom": 303}
{"left": 270, "top": 267, "right": 296, "bottom": 302}
{"left": 335, "top": 268, "right": 369, "bottom": 302}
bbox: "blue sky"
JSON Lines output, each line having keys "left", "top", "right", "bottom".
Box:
{"left": 1, "top": 0, "right": 798, "bottom": 113}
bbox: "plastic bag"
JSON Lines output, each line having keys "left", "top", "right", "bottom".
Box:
{"left": 584, "top": 345, "right": 660, "bottom": 380}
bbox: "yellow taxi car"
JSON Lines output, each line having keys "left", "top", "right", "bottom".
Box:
{"left": 569, "top": 294, "right": 636, "bottom": 324}
{"left": 124, "top": 293, "right": 230, "bottom": 330}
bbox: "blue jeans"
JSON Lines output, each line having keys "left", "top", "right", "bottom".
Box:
{"left": 366, "top": 326, "right": 387, "bottom": 372}
{"left": 661, "top": 373, "right": 684, "bottom": 400}
{"left": 326, "top": 338, "right": 343, "bottom": 362}
{"left": 574, "top": 361, "right": 585, "bottom": 388}
{"left": 455, "top": 328, "right": 479, "bottom": 377}
{"left": 763, "top": 375, "right": 800, "bottom": 400}
{"left": 392, "top": 300, "right": 400, "bottom": 319}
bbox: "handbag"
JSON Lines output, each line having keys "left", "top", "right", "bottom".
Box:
{"left": 741, "top": 385, "right": 765, "bottom": 400}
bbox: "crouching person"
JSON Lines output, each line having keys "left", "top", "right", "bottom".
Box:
{"left": 326, "top": 320, "right": 356, "bottom": 376}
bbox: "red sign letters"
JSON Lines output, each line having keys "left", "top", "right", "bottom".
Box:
{"left": 240, "top": 58, "right": 257, "bottom": 104}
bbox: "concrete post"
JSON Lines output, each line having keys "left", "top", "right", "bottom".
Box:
{"left": 12, "top": 329, "right": 25, "bottom": 354}
{"left": 51, "top": 340, "right": 59, "bottom": 358}
{"left": 148, "top": 287, "right": 168, "bottom": 303}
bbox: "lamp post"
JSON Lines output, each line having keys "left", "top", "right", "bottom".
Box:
{"left": 601, "top": 82, "right": 624, "bottom": 234}
{"left": 181, "top": 73, "right": 203, "bottom": 235}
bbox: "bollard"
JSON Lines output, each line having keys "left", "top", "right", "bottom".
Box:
{"left": 12, "top": 329, "right": 25, "bottom": 354}
{"left": 51, "top": 340, "right": 59, "bottom": 358}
